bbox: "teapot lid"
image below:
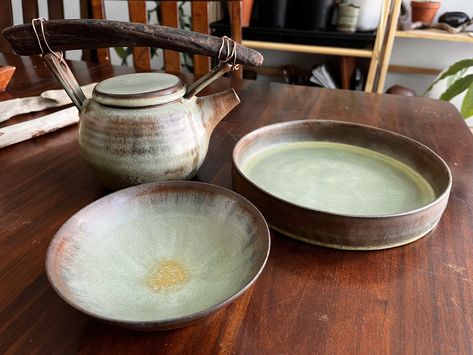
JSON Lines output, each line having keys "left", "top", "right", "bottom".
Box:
{"left": 93, "top": 73, "right": 186, "bottom": 107}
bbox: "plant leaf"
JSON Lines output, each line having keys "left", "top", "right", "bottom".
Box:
{"left": 446, "top": 67, "right": 467, "bottom": 87}
{"left": 439, "top": 74, "right": 473, "bottom": 101}
{"left": 426, "top": 59, "right": 473, "bottom": 93}
{"left": 461, "top": 81, "right": 473, "bottom": 119}
{"left": 114, "top": 47, "right": 127, "bottom": 60}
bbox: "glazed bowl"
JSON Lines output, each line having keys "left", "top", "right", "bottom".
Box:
{"left": 46, "top": 182, "right": 270, "bottom": 330}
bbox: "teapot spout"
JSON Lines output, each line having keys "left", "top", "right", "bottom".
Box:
{"left": 196, "top": 89, "right": 240, "bottom": 134}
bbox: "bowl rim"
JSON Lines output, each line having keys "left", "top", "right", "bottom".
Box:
{"left": 232, "top": 119, "right": 452, "bottom": 220}
{"left": 45, "top": 181, "right": 271, "bottom": 328}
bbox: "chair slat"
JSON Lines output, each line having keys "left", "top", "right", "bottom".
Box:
{"left": 191, "top": 1, "right": 210, "bottom": 76}
{"left": 0, "top": 1, "right": 14, "bottom": 53}
{"left": 90, "top": 0, "right": 110, "bottom": 64}
{"left": 160, "top": 1, "right": 181, "bottom": 73}
{"left": 80, "top": 0, "right": 94, "bottom": 61}
{"left": 47, "top": 0, "right": 64, "bottom": 20}
{"left": 228, "top": 1, "right": 243, "bottom": 79}
{"left": 2, "top": 0, "right": 242, "bottom": 76}
{"left": 128, "top": 0, "right": 151, "bottom": 70}
{"left": 21, "top": 0, "right": 39, "bottom": 23}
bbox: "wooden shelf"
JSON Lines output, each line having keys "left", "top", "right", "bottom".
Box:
{"left": 383, "top": 29, "right": 473, "bottom": 80}
{"left": 396, "top": 29, "right": 473, "bottom": 43}
{"left": 388, "top": 64, "right": 441, "bottom": 76}
{"left": 211, "top": 0, "right": 395, "bottom": 92}
{"left": 241, "top": 40, "right": 374, "bottom": 58}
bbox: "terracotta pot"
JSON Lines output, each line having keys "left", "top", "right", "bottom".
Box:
{"left": 242, "top": 0, "right": 254, "bottom": 27}
{"left": 411, "top": 1, "right": 441, "bottom": 25}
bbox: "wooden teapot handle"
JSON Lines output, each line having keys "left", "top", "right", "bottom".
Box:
{"left": 2, "top": 19, "right": 263, "bottom": 67}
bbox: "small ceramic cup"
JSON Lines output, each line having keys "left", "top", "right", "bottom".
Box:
{"left": 337, "top": 3, "right": 360, "bottom": 33}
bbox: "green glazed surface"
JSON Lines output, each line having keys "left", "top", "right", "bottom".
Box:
{"left": 50, "top": 184, "right": 269, "bottom": 323}
{"left": 95, "top": 72, "right": 181, "bottom": 95}
{"left": 241, "top": 141, "right": 436, "bottom": 216}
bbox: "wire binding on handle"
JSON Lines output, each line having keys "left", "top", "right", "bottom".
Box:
{"left": 32, "top": 17, "right": 86, "bottom": 111}
{"left": 218, "top": 36, "right": 240, "bottom": 71}
{"left": 32, "top": 17, "right": 64, "bottom": 63}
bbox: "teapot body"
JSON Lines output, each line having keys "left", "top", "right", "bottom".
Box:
{"left": 79, "top": 98, "right": 208, "bottom": 190}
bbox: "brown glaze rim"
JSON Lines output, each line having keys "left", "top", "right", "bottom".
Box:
{"left": 45, "top": 181, "right": 271, "bottom": 330}
{"left": 232, "top": 119, "right": 452, "bottom": 219}
{"left": 85, "top": 96, "right": 183, "bottom": 109}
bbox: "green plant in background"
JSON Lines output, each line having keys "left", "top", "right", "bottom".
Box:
{"left": 178, "top": 1, "right": 194, "bottom": 72}
{"left": 114, "top": 46, "right": 133, "bottom": 66}
{"left": 114, "top": 1, "right": 194, "bottom": 71}
{"left": 426, "top": 59, "right": 473, "bottom": 119}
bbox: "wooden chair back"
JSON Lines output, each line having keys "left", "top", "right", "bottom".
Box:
{"left": 1, "top": 1, "right": 243, "bottom": 76}
{"left": 0, "top": 0, "right": 95, "bottom": 61}
{"left": 92, "top": 0, "right": 243, "bottom": 76}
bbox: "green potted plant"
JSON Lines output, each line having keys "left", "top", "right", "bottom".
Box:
{"left": 411, "top": 0, "right": 441, "bottom": 25}
{"left": 426, "top": 58, "right": 473, "bottom": 126}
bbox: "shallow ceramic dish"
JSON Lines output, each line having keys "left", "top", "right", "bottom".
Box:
{"left": 232, "top": 120, "right": 451, "bottom": 250}
{"left": 46, "top": 182, "right": 270, "bottom": 330}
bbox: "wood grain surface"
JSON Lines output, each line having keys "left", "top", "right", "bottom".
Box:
{"left": 0, "top": 53, "right": 472, "bottom": 354}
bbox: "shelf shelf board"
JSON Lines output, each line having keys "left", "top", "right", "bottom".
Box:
{"left": 241, "top": 40, "right": 374, "bottom": 58}
{"left": 396, "top": 29, "right": 473, "bottom": 43}
{"left": 388, "top": 64, "right": 441, "bottom": 76}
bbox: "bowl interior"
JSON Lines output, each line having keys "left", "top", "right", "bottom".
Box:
{"left": 47, "top": 183, "right": 269, "bottom": 324}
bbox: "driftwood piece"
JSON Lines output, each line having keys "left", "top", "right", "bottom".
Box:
{"left": 0, "top": 83, "right": 95, "bottom": 123}
{"left": 0, "top": 106, "right": 78, "bottom": 148}
{"left": 432, "top": 20, "right": 473, "bottom": 34}
{"left": 1, "top": 19, "right": 264, "bottom": 67}
{"left": 399, "top": 7, "right": 473, "bottom": 34}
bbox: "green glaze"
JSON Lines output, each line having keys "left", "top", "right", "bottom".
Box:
{"left": 47, "top": 183, "right": 269, "bottom": 325}
{"left": 93, "top": 73, "right": 186, "bottom": 107}
{"left": 241, "top": 141, "right": 436, "bottom": 216}
{"left": 95, "top": 73, "right": 181, "bottom": 96}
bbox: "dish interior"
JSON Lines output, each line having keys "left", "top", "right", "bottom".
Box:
{"left": 241, "top": 141, "right": 436, "bottom": 216}
{"left": 50, "top": 186, "right": 267, "bottom": 323}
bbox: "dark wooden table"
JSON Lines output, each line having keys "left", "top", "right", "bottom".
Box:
{"left": 1, "top": 53, "right": 473, "bottom": 354}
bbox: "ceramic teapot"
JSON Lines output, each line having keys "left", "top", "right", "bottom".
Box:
{"left": 2, "top": 19, "right": 263, "bottom": 189}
